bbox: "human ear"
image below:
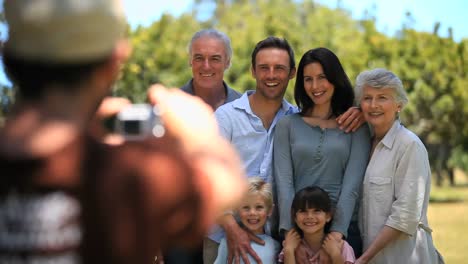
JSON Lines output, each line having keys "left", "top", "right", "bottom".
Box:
{"left": 251, "top": 65, "right": 256, "bottom": 77}
{"left": 90, "top": 40, "right": 131, "bottom": 95}
{"left": 289, "top": 67, "right": 297, "bottom": 79}
{"left": 267, "top": 204, "right": 275, "bottom": 217}
{"left": 326, "top": 212, "right": 332, "bottom": 223}
{"left": 224, "top": 58, "right": 231, "bottom": 70}
{"left": 104, "top": 39, "right": 132, "bottom": 78}
{"left": 397, "top": 103, "right": 403, "bottom": 113}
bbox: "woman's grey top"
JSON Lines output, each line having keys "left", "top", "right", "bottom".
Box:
{"left": 273, "top": 113, "right": 371, "bottom": 237}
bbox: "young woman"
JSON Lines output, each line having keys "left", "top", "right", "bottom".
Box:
{"left": 274, "top": 48, "right": 370, "bottom": 255}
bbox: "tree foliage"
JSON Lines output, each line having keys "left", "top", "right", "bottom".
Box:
{"left": 115, "top": 0, "right": 468, "bottom": 184}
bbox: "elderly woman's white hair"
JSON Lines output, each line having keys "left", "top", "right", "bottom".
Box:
{"left": 355, "top": 68, "right": 409, "bottom": 107}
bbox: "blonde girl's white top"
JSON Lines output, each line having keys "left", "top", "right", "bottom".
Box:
{"left": 359, "top": 120, "right": 444, "bottom": 264}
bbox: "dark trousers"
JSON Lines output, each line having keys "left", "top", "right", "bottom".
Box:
{"left": 345, "top": 221, "right": 363, "bottom": 258}
{"left": 164, "top": 247, "right": 204, "bottom": 264}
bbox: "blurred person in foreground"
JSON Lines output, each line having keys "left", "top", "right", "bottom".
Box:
{"left": 0, "top": 0, "right": 246, "bottom": 263}
{"left": 354, "top": 68, "right": 444, "bottom": 264}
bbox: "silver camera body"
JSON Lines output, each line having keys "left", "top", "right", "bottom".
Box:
{"left": 115, "top": 104, "right": 165, "bottom": 140}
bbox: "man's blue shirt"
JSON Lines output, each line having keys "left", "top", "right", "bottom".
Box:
{"left": 215, "top": 90, "right": 297, "bottom": 183}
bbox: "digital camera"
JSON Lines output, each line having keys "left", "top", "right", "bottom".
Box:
{"left": 114, "top": 104, "right": 165, "bottom": 140}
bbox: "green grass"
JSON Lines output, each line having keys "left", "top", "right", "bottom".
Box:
{"left": 428, "top": 172, "right": 468, "bottom": 264}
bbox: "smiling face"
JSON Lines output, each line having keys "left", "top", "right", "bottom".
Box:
{"left": 360, "top": 86, "right": 402, "bottom": 137}
{"left": 237, "top": 193, "right": 272, "bottom": 235}
{"left": 303, "top": 62, "right": 335, "bottom": 109}
{"left": 251, "top": 47, "right": 296, "bottom": 101}
{"left": 190, "top": 36, "right": 230, "bottom": 92}
{"left": 294, "top": 207, "right": 331, "bottom": 236}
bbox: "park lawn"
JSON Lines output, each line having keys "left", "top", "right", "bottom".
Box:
{"left": 428, "top": 172, "right": 468, "bottom": 264}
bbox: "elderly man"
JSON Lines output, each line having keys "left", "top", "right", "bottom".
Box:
{"left": 181, "top": 29, "right": 241, "bottom": 110}
{"left": 164, "top": 29, "right": 243, "bottom": 264}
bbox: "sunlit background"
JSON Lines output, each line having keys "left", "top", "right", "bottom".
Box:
{"left": 0, "top": 1, "right": 467, "bottom": 263}
{"left": 121, "top": 0, "right": 467, "bottom": 40}
{"left": 0, "top": 0, "right": 466, "bottom": 86}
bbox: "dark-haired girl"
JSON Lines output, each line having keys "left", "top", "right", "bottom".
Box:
{"left": 278, "top": 186, "right": 355, "bottom": 263}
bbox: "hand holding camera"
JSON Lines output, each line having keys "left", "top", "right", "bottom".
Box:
{"left": 96, "top": 84, "right": 218, "bottom": 148}
{"left": 147, "top": 85, "right": 247, "bottom": 214}
{"left": 114, "top": 103, "right": 165, "bottom": 140}
{"left": 147, "top": 84, "right": 220, "bottom": 153}
{"left": 91, "top": 84, "right": 247, "bottom": 233}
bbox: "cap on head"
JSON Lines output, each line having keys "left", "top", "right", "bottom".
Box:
{"left": 4, "top": 0, "right": 127, "bottom": 63}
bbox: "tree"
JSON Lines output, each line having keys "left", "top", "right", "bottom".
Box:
{"left": 392, "top": 28, "right": 468, "bottom": 185}
{"left": 115, "top": 14, "right": 201, "bottom": 102}
{"left": 114, "top": 0, "right": 468, "bottom": 182}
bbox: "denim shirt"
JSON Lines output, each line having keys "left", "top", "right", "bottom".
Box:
{"left": 208, "top": 91, "right": 297, "bottom": 243}
{"left": 215, "top": 90, "right": 298, "bottom": 183}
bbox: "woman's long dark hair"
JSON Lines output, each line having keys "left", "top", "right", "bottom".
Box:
{"left": 294, "top": 47, "right": 354, "bottom": 117}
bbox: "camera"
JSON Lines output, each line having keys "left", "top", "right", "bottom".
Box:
{"left": 114, "top": 104, "right": 165, "bottom": 140}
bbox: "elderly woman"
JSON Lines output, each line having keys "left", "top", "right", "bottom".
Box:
{"left": 354, "top": 68, "right": 444, "bottom": 264}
